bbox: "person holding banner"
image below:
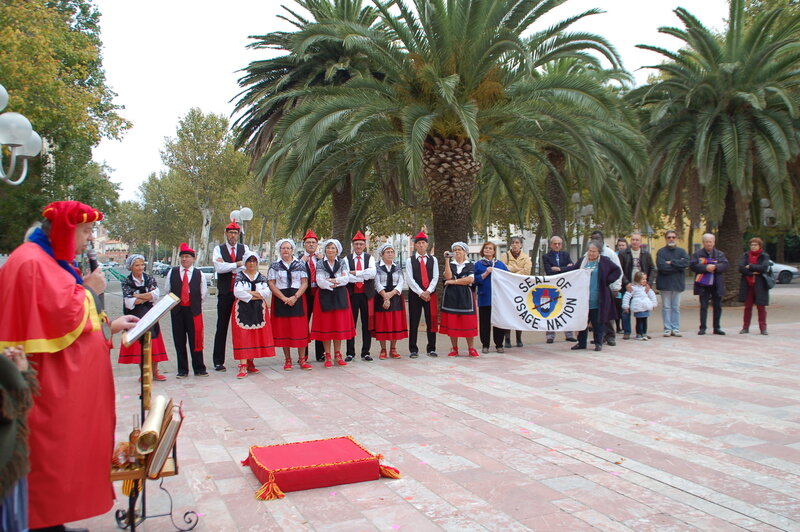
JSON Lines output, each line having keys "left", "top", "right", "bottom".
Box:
{"left": 474, "top": 242, "right": 509, "bottom": 353}
{"left": 232, "top": 252, "right": 277, "bottom": 377}
{"left": 269, "top": 239, "right": 311, "bottom": 370}
{"left": 500, "top": 236, "right": 531, "bottom": 348}
{"left": 572, "top": 241, "right": 621, "bottom": 352}
{"left": 440, "top": 242, "right": 480, "bottom": 357}
{"left": 311, "top": 239, "right": 355, "bottom": 367}
{"left": 542, "top": 236, "right": 577, "bottom": 344}
{"left": 373, "top": 242, "right": 408, "bottom": 358}
{"left": 405, "top": 231, "right": 439, "bottom": 358}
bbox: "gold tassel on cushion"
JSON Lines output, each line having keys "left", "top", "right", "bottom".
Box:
{"left": 122, "top": 479, "right": 136, "bottom": 496}
{"left": 254, "top": 471, "right": 284, "bottom": 500}
{"left": 380, "top": 464, "right": 401, "bottom": 479}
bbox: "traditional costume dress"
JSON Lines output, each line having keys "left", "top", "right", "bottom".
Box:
{"left": 166, "top": 243, "right": 208, "bottom": 377}
{"left": 0, "top": 201, "right": 116, "bottom": 529}
{"left": 268, "top": 250, "right": 311, "bottom": 349}
{"left": 311, "top": 240, "right": 355, "bottom": 366}
{"left": 439, "top": 256, "right": 478, "bottom": 339}
{"left": 232, "top": 256, "right": 276, "bottom": 378}
{"left": 372, "top": 251, "right": 409, "bottom": 354}
{"left": 118, "top": 255, "right": 168, "bottom": 371}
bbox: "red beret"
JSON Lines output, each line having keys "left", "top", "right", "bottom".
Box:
{"left": 413, "top": 231, "right": 428, "bottom": 242}
{"left": 179, "top": 242, "right": 196, "bottom": 257}
{"left": 302, "top": 229, "right": 319, "bottom": 241}
{"left": 352, "top": 230, "right": 367, "bottom": 242}
{"left": 226, "top": 221, "right": 241, "bottom": 232}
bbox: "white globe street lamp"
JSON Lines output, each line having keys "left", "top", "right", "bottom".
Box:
{"left": 0, "top": 83, "right": 43, "bottom": 186}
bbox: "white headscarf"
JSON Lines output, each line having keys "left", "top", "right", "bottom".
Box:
{"left": 323, "top": 238, "right": 343, "bottom": 256}
{"left": 242, "top": 251, "right": 260, "bottom": 264}
{"left": 377, "top": 242, "right": 395, "bottom": 257}
{"left": 451, "top": 242, "right": 469, "bottom": 253}
{"left": 125, "top": 254, "right": 145, "bottom": 271}
{"left": 275, "top": 238, "right": 295, "bottom": 258}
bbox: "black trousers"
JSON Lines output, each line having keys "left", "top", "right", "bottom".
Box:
{"left": 305, "top": 289, "right": 325, "bottom": 359}
{"left": 478, "top": 306, "right": 507, "bottom": 348}
{"left": 578, "top": 308, "right": 604, "bottom": 347}
{"left": 172, "top": 306, "right": 206, "bottom": 375}
{"left": 408, "top": 292, "right": 437, "bottom": 354}
{"left": 635, "top": 317, "right": 649, "bottom": 335}
{"left": 346, "top": 292, "right": 372, "bottom": 356}
{"left": 212, "top": 291, "right": 234, "bottom": 367}
{"left": 698, "top": 287, "right": 723, "bottom": 331}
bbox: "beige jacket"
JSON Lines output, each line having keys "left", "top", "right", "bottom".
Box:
{"left": 501, "top": 251, "right": 532, "bottom": 276}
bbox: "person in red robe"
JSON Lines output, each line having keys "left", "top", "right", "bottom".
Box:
{"left": 0, "top": 201, "right": 138, "bottom": 531}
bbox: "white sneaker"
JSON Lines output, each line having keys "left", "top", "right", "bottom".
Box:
{"left": 642, "top": 336, "right": 649, "bottom": 341}
{"left": 664, "top": 330, "right": 671, "bottom": 337}
{"left": 672, "top": 330, "right": 682, "bottom": 337}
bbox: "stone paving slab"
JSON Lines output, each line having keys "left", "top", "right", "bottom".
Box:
{"left": 71, "top": 282, "right": 800, "bottom": 531}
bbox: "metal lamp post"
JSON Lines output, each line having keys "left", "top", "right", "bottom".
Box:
{"left": 0, "top": 83, "right": 43, "bottom": 186}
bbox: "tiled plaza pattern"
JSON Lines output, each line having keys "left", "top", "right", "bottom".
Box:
{"left": 76, "top": 281, "right": 800, "bottom": 531}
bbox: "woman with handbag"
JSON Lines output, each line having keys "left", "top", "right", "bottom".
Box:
{"left": 268, "top": 240, "right": 310, "bottom": 370}
{"left": 738, "top": 237, "right": 772, "bottom": 335}
{"left": 311, "top": 239, "right": 356, "bottom": 367}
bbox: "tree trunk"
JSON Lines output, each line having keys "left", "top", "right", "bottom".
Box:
{"left": 776, "top": 233, "right": 785, "bottom": 263}
{"left": 147, "top": 239, "right": 156, "bottom": 274}
{"left": 718, "top": 187, "right": 745, "bottom": 304}
{"left": 197, "top": 207, "right": 213, "bottom": 265}
{"left": 331, "top": 174, "right": 352, "bottom": 245}
{"left": 687, "top": 223, "right": 694, "bottom": 256}
{"left": 257, "top": 215, "right": 267, "bottom": 257}
{"left": 544, "top": 147, "right": 567, "bottom": 238}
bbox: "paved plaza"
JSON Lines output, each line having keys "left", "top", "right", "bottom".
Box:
{"left": 76, "top": 280, "right": 800, "bottom": 531}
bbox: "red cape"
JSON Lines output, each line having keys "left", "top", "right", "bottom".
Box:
{"left": 0, "top": 242, "right": 115, "bottom": 527}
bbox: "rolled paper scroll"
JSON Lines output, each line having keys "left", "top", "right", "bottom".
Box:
{"left": 136, "top": 394, "right": 167, "bottom": 454}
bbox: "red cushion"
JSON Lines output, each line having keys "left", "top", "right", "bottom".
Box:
{"left": 244, "top": 436, "right": 382, "bottom": 495}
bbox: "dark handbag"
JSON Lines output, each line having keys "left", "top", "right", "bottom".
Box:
{"left": 764, "top": 271, "right": 776, "bottom": 290}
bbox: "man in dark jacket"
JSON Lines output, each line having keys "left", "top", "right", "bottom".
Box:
{"left": 618, "top": 232, "right": 656, "bottom": 339}
{"left": 689, "top": 233, "right": 729, "bottom": 335}
{"left": 656, "top": 230, "right": 690, "bottom": 337}
{"left": 542, "top": 236, "right": 577, "bottom": 343}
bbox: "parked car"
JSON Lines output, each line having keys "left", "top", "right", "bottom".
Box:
{"left": 151, "top": 261, "right": 170, "bottom": 276}
{"left": 770, "top": 261, "right": 799, "bottom": 284}
{"left": 107, "top": 260, "right": 119, "bottom": 268}
{"left": 197, "top": 266, "right": 217, "bottom": 287}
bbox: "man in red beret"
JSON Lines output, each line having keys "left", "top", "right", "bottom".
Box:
{"left": 299, "top": 230, "right": 324, "bottom": 362}
{"left": 345, "top": 231, "right": 376, "bottom": 362}
{"left": 166, "top": 243, "right": 209, "bottom": 378}
{"left": 0, "top": 201, "right": 138, "bottom": 531}
{"left": 211, "top": 221, "right": 249, "bottom": 371}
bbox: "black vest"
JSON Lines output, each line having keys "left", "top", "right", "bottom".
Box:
{"left": 410, "top": 253, "right": 435, "bottom": 290}
{"left": 217, "top": 243, "right": 245, "bottom": 295}
{"left": 346, "top": 253, "right": 376, "bottom": 298}
{"left": 169, "top": 267, "right": 203, "bottom": 316}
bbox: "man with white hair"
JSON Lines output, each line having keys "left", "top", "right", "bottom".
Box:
{"left": 690, "top": 233, "right": 729, "bottom": 335}
{"left": 542, "top": 235, "right": 577, "bottom": 344}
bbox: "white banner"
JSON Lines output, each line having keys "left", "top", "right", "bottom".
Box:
{"left": 490, "top": 268, "right": 591, "bottom": 332}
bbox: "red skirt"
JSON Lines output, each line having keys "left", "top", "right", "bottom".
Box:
{"left": 439, "top": 311, "right": 478, "bottom": 338}
{"left": 118, "top": 333, "right": 168, "bottom": 364}
{"left": 231, "top": 300, "right": 277, "bottom": 360}
{"left": 311, "top": 293, "right": 356, "bottom": 341}
{"left": 372, "top": 309, "right": 408, "bottom": 341}
{"left": 271, "top": 297, "right": 310, "bottom": 348}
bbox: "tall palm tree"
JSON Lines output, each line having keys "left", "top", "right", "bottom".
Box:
{"left": 629, "top": 0, "right": 800, "bottom": 300}
{"left": 258, "top": 0, "right": 645, "bottom": 253}
{"left": 232, "top": 0, "right": 379, "bottom": 241}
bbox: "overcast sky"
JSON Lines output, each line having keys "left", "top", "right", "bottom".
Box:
{"left": 92, "top": 0, "right": 729, "bottom": 201}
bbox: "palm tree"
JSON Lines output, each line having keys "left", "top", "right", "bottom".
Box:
{"left": 232, "top": 0, "right": 379, "bottom": 242}
{"left": 258, "top": 0, "right": 645, "bottom": 253}
{"left": 629, "top": 0, "right": 800, "bottom": 300}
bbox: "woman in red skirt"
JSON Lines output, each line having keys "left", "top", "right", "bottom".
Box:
{"left": 311, "top": 239, "right": 355, "bottom": 367}
{"left": 373, "top": 242, "right": 408, "bottom": 359}
{"left": 118, "top": 254, "right": 169, "bottom": 380}
{"left": 232, "top": 252, "right": 276, "bottom": 378}
{"left": 267, "top": 239, "right": 311, "bottom": 370}
{"left": 440, "top": 242, "right": 479, "bottom": 357}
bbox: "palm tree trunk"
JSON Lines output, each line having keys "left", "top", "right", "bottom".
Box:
{"left": 331, "top": 174, "right": 352, "bottom": 244}
{"left": 718, "top": 187, "right": 744, "bottom": 304}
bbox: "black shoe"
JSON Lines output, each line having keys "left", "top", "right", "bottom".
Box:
{"left": 698, "top": 329, "right": 706, "bottom": 335}
{"left": 504, "top": 341, "right": 512, "bottom": 349}
{"left": 713, "top": 329, "right": 726, "bottom": 335}
{"left": 570, "top": 344, "right": 586, "bottom": 350}
{"left": 606, "top": 338, "right": 616, "bottom": 346}
{"left": 196, "top": 372, "right": 209, "bottom": 377}
{"left": 760, "top": 330, "right": 768, "bottom": 335}
{"left": 546, "top": 338, "right": 554, "bottom": 344}
{"left": 362, "top": 354, "right": 373, "bottom": 361}
{"left": 344, "top": 355, "right": 354, "bottom": 362}
{"left": 409, "top": 352, "right": 419, "bottom": 358}
{"left": 427, "top": 351, "right": 438, "bottom": 357}
{"left": 214, "top": 365, "right": 226, "bottom": 372}
{"left": 175, "top": 373, "right": 188, "bottom": 379}
{"left": 594, "top": 345, "right": 602, "bottom": 351}
{"left": 516, "top": 342, "right": 523, "bottom": 348}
